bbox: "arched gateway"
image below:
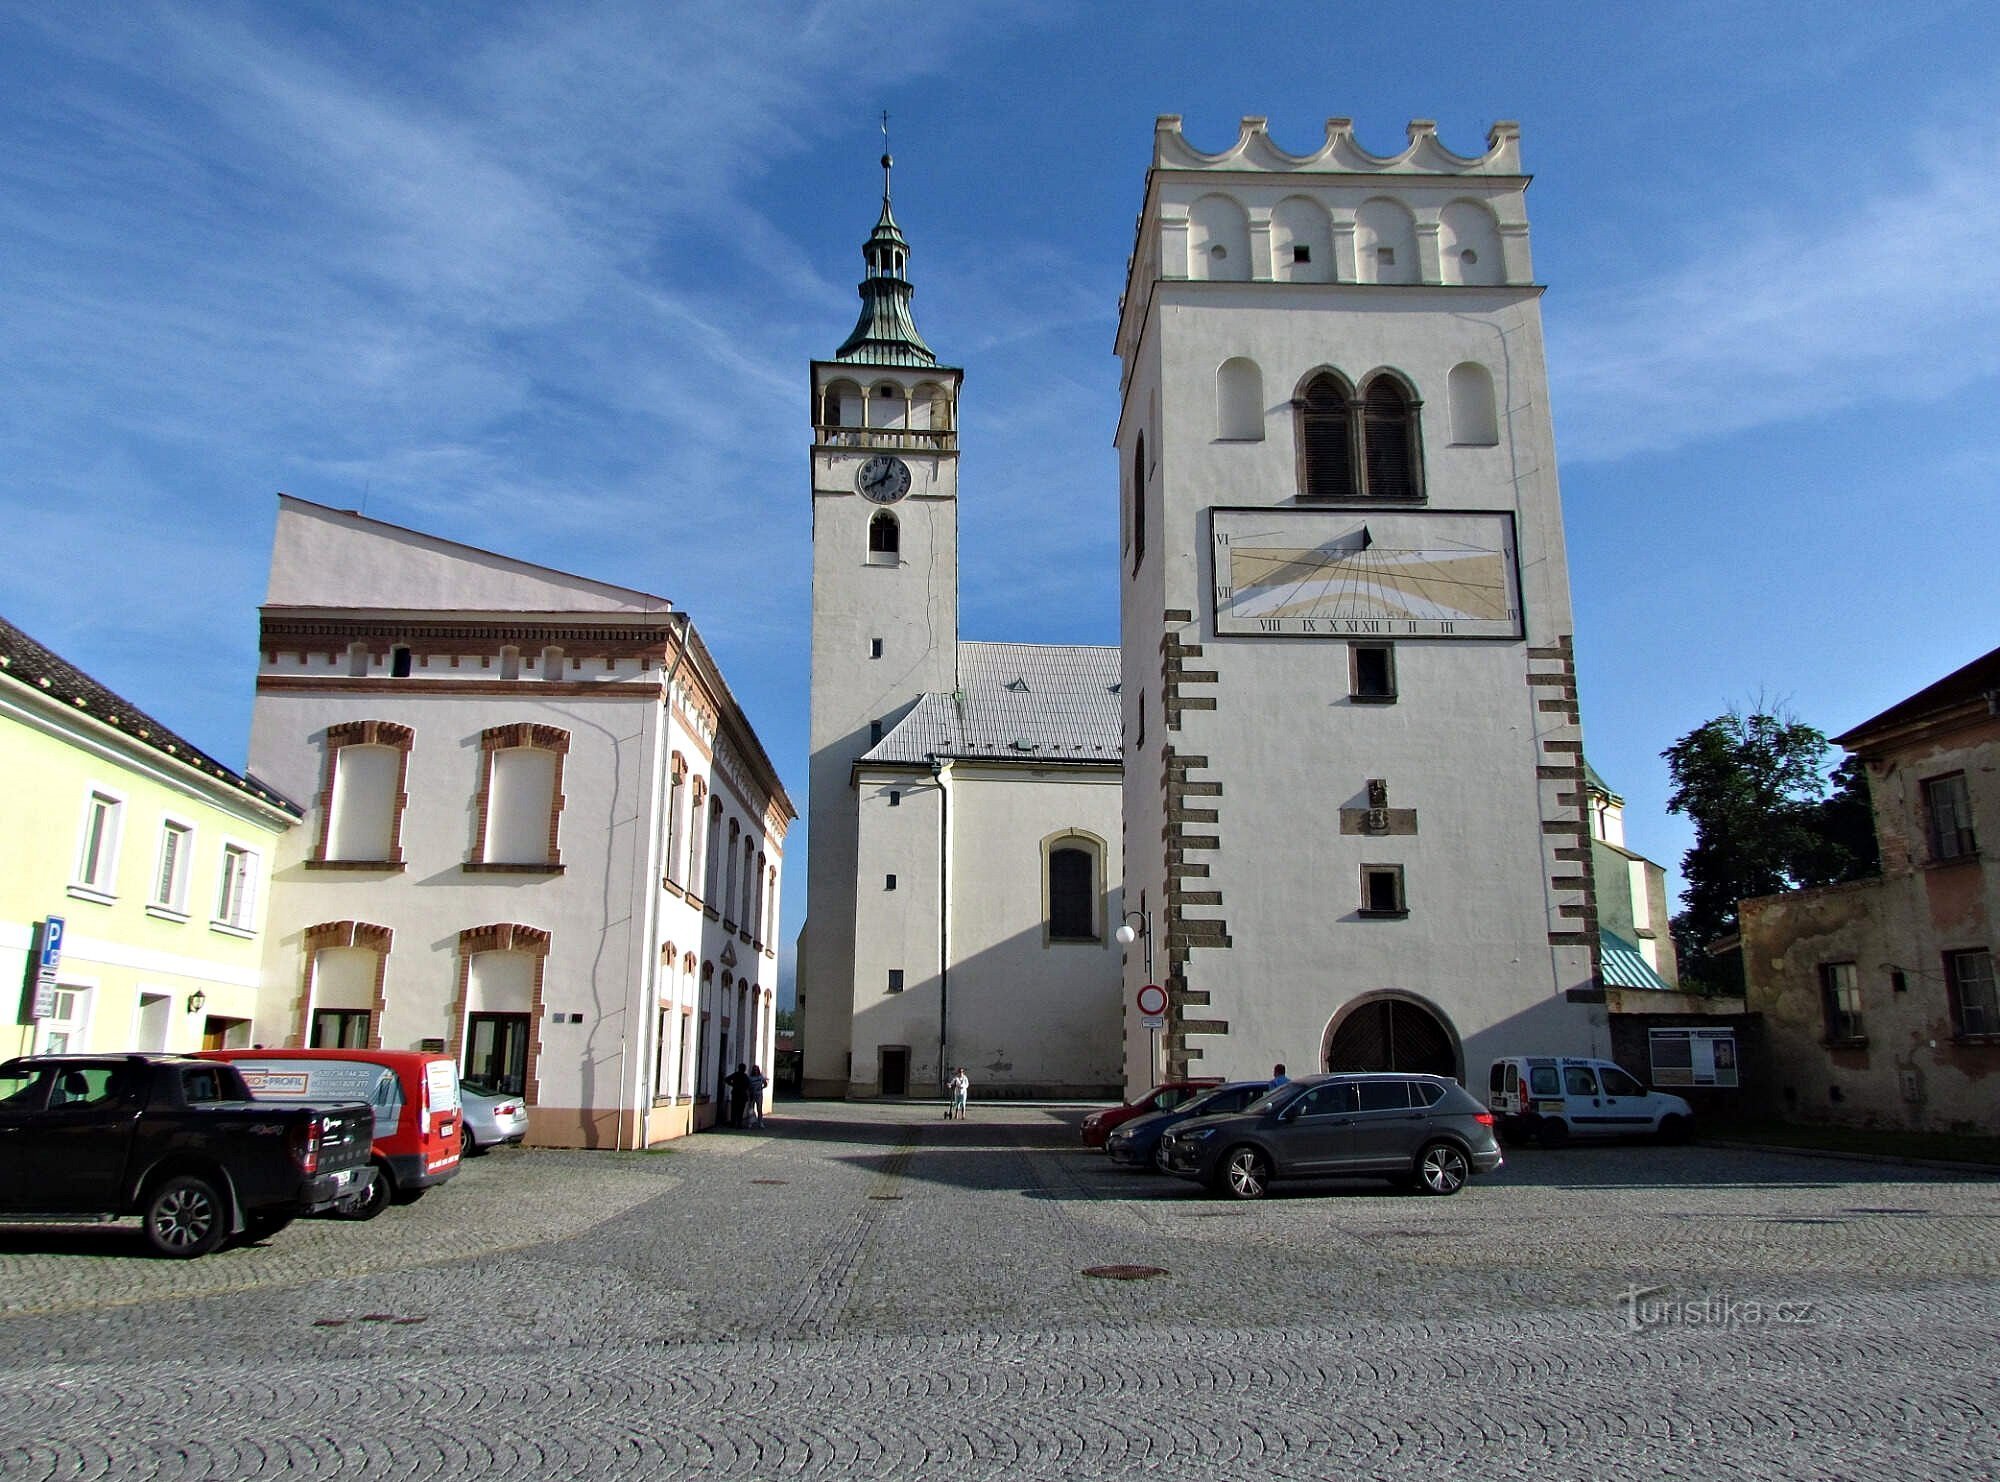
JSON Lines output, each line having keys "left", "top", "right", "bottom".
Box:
{"left": 1322, "top": 992, "right": 1463, "bottom": 1082}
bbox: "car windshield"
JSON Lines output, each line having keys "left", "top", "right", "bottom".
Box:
{"left": 1241, "top": 1084, "right": 1295, "bottom": 1116}
{"left": 1174, "top": 1087, "right": 1231, "bottom": 1117}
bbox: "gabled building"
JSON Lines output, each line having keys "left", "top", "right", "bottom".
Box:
{"left": 1741, "top": 645, "right": 2000, "bottom": 1134}
{"left": 2, "top": 615, "right": 298, "bottom": 1058}
{"left": 249, "top": 497, "right": 793, "bottom": 1146}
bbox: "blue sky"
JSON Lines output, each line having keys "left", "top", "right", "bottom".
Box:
{"left": 5, "top": 2, "right": 1997, "bottom": 998}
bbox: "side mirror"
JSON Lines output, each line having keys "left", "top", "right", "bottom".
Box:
{"left": 1278, "top": 1101, "right": 1302, "bottom": 1122}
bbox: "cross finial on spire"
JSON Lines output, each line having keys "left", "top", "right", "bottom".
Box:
{"left": 880, "top": 110, "right": 892, "bottom": 203}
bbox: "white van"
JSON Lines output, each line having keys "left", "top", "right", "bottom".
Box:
{"left": 1487, "top": 1056, "right": 1693, "bottom": 1146}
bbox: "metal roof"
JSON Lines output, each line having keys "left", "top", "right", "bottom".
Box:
{"left": 832, "top": 159, "right": 938, "bottom": 367}
{"left": 0, "top": 613, "right": 302, "bottom": 816}
{"left": 862, "top": 642, "right": 1122, "bottom": 766}
{"left": 1600, "top": 929, "right": 1674, "bottom": 992}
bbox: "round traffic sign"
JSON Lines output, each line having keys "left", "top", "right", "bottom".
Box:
{"left": 1135, "top": 983, "right": 1168, "bottom": 1017}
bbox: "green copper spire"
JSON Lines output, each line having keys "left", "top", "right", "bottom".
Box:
{"left": 833, "top": 129, "right": 937, "bottom": 367}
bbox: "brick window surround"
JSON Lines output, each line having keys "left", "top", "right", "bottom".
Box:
{"left": 309, "top": 720, "right": 415, "bottom": 870}
{"left": 293, "top": 920, "right": 393, "bottom": 1047}
{"left": 466, "top": 723, "right": 570, "bottom": 872}
{"left": 448, "top": 922, "right": 551, "bottom": 1105}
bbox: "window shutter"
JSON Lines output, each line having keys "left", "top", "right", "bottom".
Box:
{"left": 1362, "top": 380, "right": 1419, "bottom": 500}
{"left": 1299, "top": 377, "right": 1351, "bottom": 499}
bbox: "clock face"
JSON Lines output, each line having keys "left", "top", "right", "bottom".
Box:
{"left": 856, "top": 455, "right": 912, "bottom": 504}
{"left": 1211, "top": 508, "right": 1522, "bottom": 639}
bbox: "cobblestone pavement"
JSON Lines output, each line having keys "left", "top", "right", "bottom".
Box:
{"left": 2, "top": 1101, "right": 1998, "bottom": 1479}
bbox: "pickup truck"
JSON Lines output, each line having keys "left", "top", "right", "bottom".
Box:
{"left": 0, "top": 1053, "right": 376, "bottom": 1257}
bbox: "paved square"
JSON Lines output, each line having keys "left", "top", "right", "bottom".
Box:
{"left": 3, "top": 1102, "right": 1998, "bottom": 1478}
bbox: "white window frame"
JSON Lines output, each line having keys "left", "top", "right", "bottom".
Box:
{"left": 71, "top": 786, "right": 126, "bottom": 903}
{"left": 149, "top": 817, "right": 195, "bottom": 921}
{"left": 37, "top": 978, "right": 95, "bottom": 1054}
{"left": 212, "top": 839, "right": 261, "bottom": 937}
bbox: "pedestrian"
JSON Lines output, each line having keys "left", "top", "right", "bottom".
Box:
{"left": 725, "top": 1062, "right": 750, "bottom": 1128}
{"left": 949, "top": 1066, "right": 970, "bottom": 1120}
{"left": 1270, "top": 1063, "right": 1289, "bottom": 1087}
{"left": 746, "top": 1064, "right": 768, "bottom": 1128}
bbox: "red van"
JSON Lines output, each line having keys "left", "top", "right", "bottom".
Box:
{"left": 200, "top": 1049, "right": 461, "bottom": 1219}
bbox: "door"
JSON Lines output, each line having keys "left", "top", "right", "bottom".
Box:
{"left": 1269, "top": 1081, "right": 1358, "bottom": 1173}
{"left": 1345, "top": 1079, "right": 1428, "bottom": 1170}
{"left": 1560, "top": 1063, "right": 1606, "bottom": 1135}
{"left": 0, "top": 1065, "right": 57, "bottom": 1211}
{"left": 20, "top": 1062, "right": 138, "bottom": 1211}
{"left": 1594, "top": 1064, "right": 1658, "bottom": 1132}
{"left": 879, "top": 1047, "right": 909, "bottom": 1098}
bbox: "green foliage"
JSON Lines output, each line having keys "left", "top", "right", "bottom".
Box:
{"left": 1662, "top": 707, "right": 1879, "bottom": 989}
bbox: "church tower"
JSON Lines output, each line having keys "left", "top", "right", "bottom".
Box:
{"left": 798, "top": 149, "right": 963, "bottom": 1096}
{"left": 1112, "top": 117, "right": 1601, "bottom": 1094}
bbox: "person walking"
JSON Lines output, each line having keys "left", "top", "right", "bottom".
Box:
{"left": 1270, "top": 1063, "right": 1289, "bottom": 1087}
{"left": 746, "top": 1064, "right": 768, "bottom": 1128}
{"left": 948, "top": 1066, "right": 970, "bottom": 1120}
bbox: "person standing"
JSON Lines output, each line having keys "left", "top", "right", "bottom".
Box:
{"left": 1270, "top": 1063, "right": 1289, "bottom": 1087}
{"left": 948, "top": 1067, "right": 970, "bottom": 1120}
{"left": 725, "top": 1063, "right": 751, "bottom": 1128}
{"left": 746, "top": 1064, "right": 769, "bottom": 1128}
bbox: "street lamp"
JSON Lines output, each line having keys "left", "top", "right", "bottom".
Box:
{"left": 1115, "top": 909, "right": 1152, "bottom": 980}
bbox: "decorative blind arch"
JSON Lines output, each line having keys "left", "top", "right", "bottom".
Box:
{"left": 314, "top": 721, "right": 414, "bottom": 868}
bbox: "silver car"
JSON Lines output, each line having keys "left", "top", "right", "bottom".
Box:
{"left": 1158, "top": 1072, "right": 1503, "bottom": 1199}
{"left": 457, "top": 1077, "right": 530, "bottom": 1155}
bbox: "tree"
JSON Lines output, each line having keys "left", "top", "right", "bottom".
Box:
{"left": 1662, "top": 707, "right": 1878, "bottom": 990}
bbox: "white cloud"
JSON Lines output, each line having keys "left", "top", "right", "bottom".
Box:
{"left": 1549, "top": 126, "right": 2000, "bottom": 463}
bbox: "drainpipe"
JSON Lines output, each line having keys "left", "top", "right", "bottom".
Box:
{"left": 931, "top": 753, "right": 950, "bottom": 1093}
{"left": 623, "top": 611, "right": 693, "bottom": 1149}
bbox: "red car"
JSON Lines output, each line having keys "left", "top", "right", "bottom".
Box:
{"left": 1081, "top": 1079, "right": 1223, "bottom": 1147}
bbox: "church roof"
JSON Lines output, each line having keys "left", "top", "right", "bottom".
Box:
{"left": 832, "top": 153, "right": 938, "bottom": 368}
{"left": 862, "top": 642, "right": 1122, "bottom": 766}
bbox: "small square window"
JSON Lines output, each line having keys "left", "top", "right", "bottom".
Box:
{"left": 1360, "top": 865, "right": 1406, "bottom": 917}
{"left": 1351, "top": 644, "right": 1396, "bottom": 702}
{"left": 870, "top": 638, "right": 883, "bottom": 659}
{"left": 885, "top": 874, "right": 897, "bottom": 891}
{"left": 1292, "top": 244, "right": 1311, "bottom": 263}
{"left": 869, "top": 721, "right": 882, "bottom": 746}
{"left": 1376, "top": 247, "right": 1396, "bottom": 265}
{"left": 390, "top": 646, "right": 413, "bottom": 678}
{"left": 888, "top": 790, "right": 900, "bottom": 807}
{"left": 887, "top": 969, "right": 904, "bottom": 994}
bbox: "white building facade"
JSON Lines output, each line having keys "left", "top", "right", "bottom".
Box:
{"left": 1113, "top": 116, "right": 1602, "bottom": 1092}
{"left": 798, "top": 162, "right": 1125, "bottom": 1099}
{"left": 250, "top": 497, "right": 792, "bottom": 1146}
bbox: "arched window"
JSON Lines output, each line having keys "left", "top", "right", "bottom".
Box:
{"left": 724, "top": 820, "right": 741, "bottom": 926}
{"left": 1217, "top": 357, "right": 1264, "bottom": 440}
{"left": 821, "top": 379, "right": 861, "bottom": 427}
{"left": 1129, "top": 431, "right": 1146, "bottom": 570}
{"left": 472, "top": 723, "right": 568, "bottom": 869}
{"left": 1296, "top": 372, "right": 1354, "bottom": 501}
{"left": 704, "top": 797, "right": 724, "bottom": 901}
{"left": 1361, "top": 374, "right": 1423, "bottom": 501}
{"left": 1447, "top": 363, "right": 1499, "bottom": 446}
{"left": 315, "top": 721, "right": 414, "bottom": 867}
{"left": 1043, "top": 831, "right": 1105, "bottom": 943}
{"left": 741, "top": 839, "right": 757, "bottom": 929}
{"left": 665, "top": 754, "right": 688, "bottom": 885}
{"left": 455, "top": 923, "right": 550, "bottom": 1100}
{"left": 868, "top": 511, "right": 899, "bottom": 562}
{"left": 911, "top": 382, "right": 949, "bottom": 431}
{"left": 688, "top": 779, "right": 707, "bottom": 893}
{"left": 300, "top": 921, "right": 393, "bottom": 1050}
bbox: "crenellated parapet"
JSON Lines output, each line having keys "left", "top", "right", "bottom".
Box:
{"left": 1154, "top": 115, "right": 1523, "bottom": 176}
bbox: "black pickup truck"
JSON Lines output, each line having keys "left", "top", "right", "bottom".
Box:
{"left": 0, "top": 1053, "right": 375, "bottom": 1257}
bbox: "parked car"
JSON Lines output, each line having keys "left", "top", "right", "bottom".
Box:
{"left": 1081, "top": 1079, "right": 1223, "bottom": 1147}
{"left": 1158, "top": 1072, "right": 1502, "bottom": 1199}
{"left": 1105, "top": 1080, "right": 1272, "bottom": 1170}
{"left": 201, "top": 1049, "right": 461, "bottom": 1219}
{"left": 458, "top": 1076, "right": 530, "bottom": 1155}
{"left": 1486, "top": 1056, "right": 1694, "bottom": 1146}
{"left": 0, "top": 1054, "right": 375, "bottom": 1256}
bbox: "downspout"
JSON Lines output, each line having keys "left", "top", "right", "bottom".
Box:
{"left": 931, "top": 753, "right": 950, "bottom": 1092}
{"left": 623, "top": 610, "right": 693, "bottom": 1149}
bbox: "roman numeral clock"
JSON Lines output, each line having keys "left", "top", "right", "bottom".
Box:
{"left": 1210, "top": 508, "right": 1523, "bottom": 638}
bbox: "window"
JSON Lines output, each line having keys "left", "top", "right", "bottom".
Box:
{"left": 1563, "top": 1065, "right": 1599, "bottom": 1096}
{"left": 390, "top": 646, "right": 413, "bottom": 678}
{"left": 1130, "top": 431, "right": 1146, "bottom": 570}
{"left": 1361, "top": 376, "right": 1422, "bottom": 501}
{"left": 474, "top": 725, "right": 568, "bottom": 869}
{"left": 868, "top": 511, "right": 899, "bottom": 564}
{"left": 38, "top": 985, "right": 89, "bottom": 1053}
{"left": 1292, "top": 244, "right": 1311, "bottom": 263}
{"left": 73, "top": 791, "right": 123, "bottom": 896}
{"left": 311, "top": 1008, "right": 372, "bottom": 1049}
{"left": 215, "top": 844, "right": 257, "bottom": 930}
{"left": 1357, "top": 1080, "right": 1410, "bottom": 1112}
{"left": 1924, "top": 773, "right": 1976, "bottom": 861}
{"left": 316, "top": 721, "right": 413, "bottom": 866}
{"left": 704, "top": 798, "right": 724, "bottom": 899}
{"left": 870, "top": 638, "right": 883, "bottom": 659}
{"left": 888, "top": 790, "right": 901, "bottom": 807}
{"left": 152, "top": 822, "right": 192, "bottom": 914}
{"left": 1045, "top": 833, "right": 1104, "bottom": 942}
{"left": 1821, "top": 961, "right": 1864, "bottom": 1043}
{"left": 464, "top": 1013, "right": 530, "bottom": 1096}
{"left": 870, "top": 721, "right": 882, "bottom": 746}
{"left": 1599, "top": 1066, "right": 1645, "bottom": 1097}
{"left": 1351, "top": 644, "right": 1396, "bottom": 702}
{"left": 665, "top": 756, "right": 688, "bottom": 885}
{"left": 1360, "top": 864, "right": 1407, "bottom": 916}
{"left": 1947, "top": 949, "right": 1997, "bottom": 1037}
{"left": 886, "top": 874, "right": 898, "bottom": 891}
{"left": 688, "top": 781, "right": 707, "bottom": 893}
{"left": 887, "top": 969, "right": 905, "bottom": 993}
{"left": 1528, "top": 1065, "right": 1561, "bottom": 1097}
{"left": 1297, "top": 373, "right": 1352, "bottom": 501}
{"left": 1294, "top": 1082, "right": 1358, "bottom": 1117}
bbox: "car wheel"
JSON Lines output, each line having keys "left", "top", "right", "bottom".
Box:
{"left": 1217, "top": 1145, "right": 1272, "bottom": 1201}
{"left": 460, "top": 1123, "right": 477, "bottom": 1157}
{"left": 1414, "top": 1141, "right": 1471, "bottom": 1196}
{"left": 1658, "top": 1113, "right": 1692, "bottom": 1144}
{"left": 337, "top": 1165, "right": 393, "bottom": 1221}
{"left": 1537, "top": 1118, "right": 1570, "bottom": 1149}
{"left": 144, "top": 1174, "right": 227, "bottom": 1258}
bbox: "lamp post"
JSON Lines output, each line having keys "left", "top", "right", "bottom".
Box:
{"left": 1115, "top": 909, "right": 1157, "bottom": 1082}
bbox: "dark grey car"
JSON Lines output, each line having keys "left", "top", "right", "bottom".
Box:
{"left": 1158, "top": 1072, "right": 1503, "bottom": 1198}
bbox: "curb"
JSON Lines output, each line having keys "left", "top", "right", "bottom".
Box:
{"left": 1698, "top": 1137, "right": 2000, "bottom": 1177}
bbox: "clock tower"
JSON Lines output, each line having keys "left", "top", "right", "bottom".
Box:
{"left": 798, "top": 149, "right": 963, "bottom": 1096}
